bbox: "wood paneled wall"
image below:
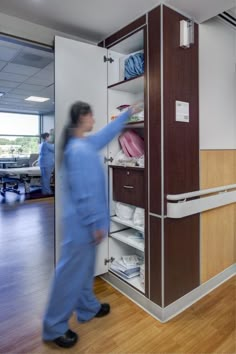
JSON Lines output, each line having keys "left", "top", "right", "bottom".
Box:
{"left": 200, "top": 150, "right": 236, "bottom": 283}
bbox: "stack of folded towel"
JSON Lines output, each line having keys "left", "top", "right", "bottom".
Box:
{"left": 110, "top": 255, "right": 144, "bottom": 279}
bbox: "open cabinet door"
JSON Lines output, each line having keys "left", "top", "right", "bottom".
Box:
{"left": 54, "top": 36, "right": 108, "bottom": 275}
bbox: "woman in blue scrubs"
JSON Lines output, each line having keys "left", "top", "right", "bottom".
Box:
{"left": 39, "top": 133, "right": 54, "bottom": 195}
{"left": 43, "top": 101, "right": 137, "bottom": 348}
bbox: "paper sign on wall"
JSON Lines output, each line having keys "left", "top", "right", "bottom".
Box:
{"left": 176, "top": 101, "right": 189, "bottom": 123}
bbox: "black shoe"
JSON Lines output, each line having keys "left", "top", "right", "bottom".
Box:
{"left": 53, "top": 329, "right": 78, "bottom": 348}
{"left": 95, "top": 303, "right": 110, "bottom": 318}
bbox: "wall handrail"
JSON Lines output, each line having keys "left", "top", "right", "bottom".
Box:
{"left": 167, "top": 184, "right": 236, "bottom": 201}
{"left": 166, "top": 184, "right": 236, "bottom": 218}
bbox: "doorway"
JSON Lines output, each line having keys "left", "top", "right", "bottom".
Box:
{"left": 0, "top": 34, "right": 55, "bottom": 337}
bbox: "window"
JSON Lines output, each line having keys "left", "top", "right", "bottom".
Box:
{"left": 0, "top": 112, "right": 40, "bottom": 158}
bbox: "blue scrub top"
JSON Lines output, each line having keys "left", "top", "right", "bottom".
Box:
{"left": 39, "top": 141, "right": 55, "bottom": 168}
{"left": 61, "top": 109, "right": 131, "bottom": 239}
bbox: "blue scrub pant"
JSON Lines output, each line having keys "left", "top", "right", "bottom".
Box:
{"left": 40, "top": 166, "right": 53, "bottom": 195}
{"left": 43, "top": 238, "right": 101, "bottom": 340}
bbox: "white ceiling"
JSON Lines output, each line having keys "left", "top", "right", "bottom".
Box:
{"left": 228, "top": 6, "right": 236, "bottom": 16}
{"left": 0, "top": 38, "right": 54, "bottom": 114}
{"left": 0, "top": 0, "right": 234, "bottom": 42}
{"left": 166, "top": 0, "right": 235, "bottom": 23}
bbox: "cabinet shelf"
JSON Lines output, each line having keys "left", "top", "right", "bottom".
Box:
{"left": 110, "top": 229, "right": 144, "bottom": 252}
{"left": 108, "top": 75, "right": 144, "bottom": 93}
{"left": 111, "top": 215, "right": 144, "bottom": 233}
{"left": 109, "top": 165, "right": 144, "bottom": 171}
{"left": 109, "top": 270, "right": 144, "bottom": 293}
{"left": 125, "top": 120, "right": 144, "bottom": 128}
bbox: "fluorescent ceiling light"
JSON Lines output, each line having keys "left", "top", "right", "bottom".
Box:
{"left": 25, "top": 96, "right": 50, "bottom": 102}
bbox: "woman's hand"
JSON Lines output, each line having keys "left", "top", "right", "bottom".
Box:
{"left": 130, "top": 102, "right": 144, "bottom": 115}
{"left": 93, "top": 229, "right": 105, "bottom": 245}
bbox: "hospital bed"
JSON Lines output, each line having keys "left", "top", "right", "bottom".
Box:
{"left": 0, "top": 166, "right": 41, "bottom": 197}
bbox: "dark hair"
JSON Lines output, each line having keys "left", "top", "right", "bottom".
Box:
{"left": 41, "top": 132, "right": 50, "bottom": 140}
{"left": 59, "top": 101, "right": 92, "bottom": 163}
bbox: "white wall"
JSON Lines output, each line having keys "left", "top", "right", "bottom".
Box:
{"left": 199, "top": 18, "right": 236, "bottom": 150}
{"left": 0, "top": 12, "right": 94, "bottom": 46}
{"left": 42, "top": 112, "right": 54, "bottom": 133}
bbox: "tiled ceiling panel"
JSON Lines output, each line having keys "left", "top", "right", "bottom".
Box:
{"left": 0, "top": 61, "right": 7, "bottom": 70}
{"left": 2, "top": 63, "right": 40, "bottom": 76}
{"left": 18, "top": 83, "right": 45, "bottom": 92}
{"left": 40, "top": 85, "right": 54, "bottom": 98}
{"left": 26, "top": 76, "right": 53, "bottom": 86}
{"left": 0, "top": 86, "right": 11, "bottom": 93}
{"left": 5, "top": 93, "right": 28, "bottom": 99}
{"left": 44, "top": 62, "right": 54, "bottom": 72}
{"left": 0, "top": 45, "right": 20, "bottom": 61}
{"left": 0, "top": 72, "right": 28, "bottom": 82}
{"left": 0, "top": 80, "right": 20, "bottom": 88}
{"left": 12, "top": 50, "right": 53, "bottom": 69}
{"left": 0, "top": 38, "right": 54, "bottom": 114}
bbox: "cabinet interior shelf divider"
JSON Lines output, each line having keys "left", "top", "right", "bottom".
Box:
{"left": 110, "top": 229, "right": 144, "bottom": 252}
{"left": 109, "top": 165, "right": 144, "bottom": 171}
{"left": 111, "top": 215, "right": 144, "bottom": 232}
{"left": 108, "top": 75, "right": 144, "bottom": 93}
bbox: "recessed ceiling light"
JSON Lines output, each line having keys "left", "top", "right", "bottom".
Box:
{"left": 0, "top": 92, "right": 5, "bottom": 97}
{"left": 25, "top": 96, "right": 50, "bottom": 103}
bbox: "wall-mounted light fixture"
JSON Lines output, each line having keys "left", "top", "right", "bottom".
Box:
{"left": 180, "top": 19, "right": 194, "bottom": 49}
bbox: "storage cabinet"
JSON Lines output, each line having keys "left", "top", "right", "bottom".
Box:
{"left": 55, "top": 4, "right": 201, "bottom": 321}
{"left": 112, "top": 167, "right": 145, "bottom": 208}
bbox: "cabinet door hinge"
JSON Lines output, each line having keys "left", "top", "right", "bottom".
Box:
{"left": 104, "top": 257, "right": 115, "bottom": 265}
{"left": 104, "top": 156, "right": 113, "bottom": 164}
{"left": 104, "top": 55, "right": 114, "bottom": 63}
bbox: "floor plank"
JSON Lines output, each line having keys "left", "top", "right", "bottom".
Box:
{"left": 0, "top": 201, "right": 235, "bottom": 354}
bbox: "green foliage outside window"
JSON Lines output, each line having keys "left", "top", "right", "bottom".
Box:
{"left": 0, "top": 136, "right": 39, "bottom": 158}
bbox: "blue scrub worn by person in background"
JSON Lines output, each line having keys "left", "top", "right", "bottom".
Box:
{"left": 39, "top": 132, "right": 54, "bottom": 195}
{"left": 43, "top": 101, "right": 136, "bottom": 349}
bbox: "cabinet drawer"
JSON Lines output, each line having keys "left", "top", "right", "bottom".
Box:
{"left": 112, "top": 167, "right": 145, "bottom": 208}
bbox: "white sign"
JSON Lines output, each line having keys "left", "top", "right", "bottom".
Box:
{"left": 176, "top": 101, "right": 189, "bottom": 123}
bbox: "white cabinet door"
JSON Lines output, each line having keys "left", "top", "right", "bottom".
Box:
{"left": 54, "top": 36, "right": 108, "bottom": 275}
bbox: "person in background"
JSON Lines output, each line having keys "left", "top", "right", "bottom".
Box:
{"left": 42, "top": 101, "right": 140, "bottom": 349}
{"left": 39, "top": 132, "right": 54, "bottom": 195}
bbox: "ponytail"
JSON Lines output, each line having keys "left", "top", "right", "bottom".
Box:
{"left": 59, "top": 101, "right": 92, "bottom": 164}
{"left": 41, "top": 132, "right": 49, "bottom": 140}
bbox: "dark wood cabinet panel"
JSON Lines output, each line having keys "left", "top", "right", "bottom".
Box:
{"left": 148, "top": 6, "right": 162, "bottom": 215}
{"left": 163, "top": 5, "right": 199, "bottom": 197}
{"left": 163, "top": 6, "right": 200, "bottom": 306}
{"left": 101, "top": 4, "right": 200, "bottom": 308}
{"left": 149, "top": 216, "right": 162, "bottom": 306}
{"left": 164, "top": 216, "right": 200, "bottom": 306}
{"left": 112, "top": 167, "right": 145, "bottom": 208}
{"left": 105, "top": 15, "right": 146, "bottom": 48}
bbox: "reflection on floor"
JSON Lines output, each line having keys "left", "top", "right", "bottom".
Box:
{"left": 0, "top": 200, "right": 235, "bottom": 354}
{"left": 0, "top": 184, "right": 54, "bottom": 204}
{"left": 0, "top": 199, "right": 55, "bottom": 353}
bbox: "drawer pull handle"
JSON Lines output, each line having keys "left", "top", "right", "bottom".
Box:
{"left": 123, "top": 185, "right": 134, "bottom": 189}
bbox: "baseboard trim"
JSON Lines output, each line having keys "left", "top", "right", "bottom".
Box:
{"left": 102, "top": 272, "right": 164, "bottom": 321}
{"left": 162, "top": 264, "right": 236, "bottom": 322}
{"left": 101, "top": 264, "right": 236, "bottom": 322}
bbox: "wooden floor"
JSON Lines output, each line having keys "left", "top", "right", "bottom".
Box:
{"left": 0, "top": 201, "right": 235, "bottom": 354}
